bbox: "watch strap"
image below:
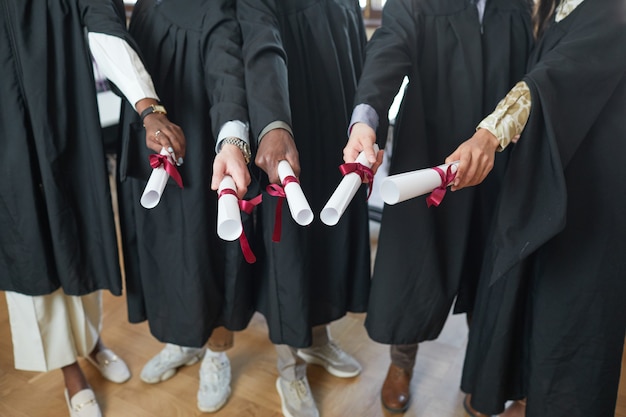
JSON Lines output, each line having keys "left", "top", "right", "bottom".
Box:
{"left": 140, "top": 104, "right": 167, "bottom": 122}
{"left": 219, "top": 137, "right": 252, "bottom": 164}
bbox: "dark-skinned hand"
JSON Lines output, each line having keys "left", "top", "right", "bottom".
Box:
{"left": 136, "top": 98, "right": 186, "bottom": 165}
{"left": 255, "top": 128, "right": 300, "bottom": 184}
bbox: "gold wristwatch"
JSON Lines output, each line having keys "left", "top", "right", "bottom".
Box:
{"left": 219, "top": 137, "right": 252, "bottom": 164}
{"left": 140, "top": 104, "right": 167, "bottom": 122}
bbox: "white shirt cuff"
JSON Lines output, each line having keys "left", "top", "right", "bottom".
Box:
{"left": 216, "top": 120, "right": 250, "bottom": 152}
{"left": 349, "top": 103, "right": 379, "bottom": 136}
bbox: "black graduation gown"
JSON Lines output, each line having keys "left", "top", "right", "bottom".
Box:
{"left": 117, "top": 0, "right": 254, "bottom": 347}
{"left": 0, "top": 0, "right": 132, "bottom": 296}
{"left": 461, "top": 1, "right": 626, "bottom": 415}
{"left": 237, "top": 0, "right": 371, "bottom": 347}
{"left": 360, "top": 0, "right": 533, "bottom": 344}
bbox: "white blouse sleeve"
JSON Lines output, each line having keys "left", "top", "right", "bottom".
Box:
{"left": 88, "top": 32, "right": 158, "bottom": 109}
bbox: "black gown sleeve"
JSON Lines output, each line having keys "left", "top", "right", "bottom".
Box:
{"left": 78, "top": 0, "right": 131, "bottom": 39}
{"left": 523, "top": 0, "right": 626, "bottom": 168}
{"left": 237, "top": 0, "right": 292, "bottom": 143}
{"left": 202, "top": 0, "right": 248, "bottom": 141}
{"left": 354, "top": 0, "right": 419, "bottom": 147}
{"left": 488, "top": 0, "right": 626, "bottom": 284}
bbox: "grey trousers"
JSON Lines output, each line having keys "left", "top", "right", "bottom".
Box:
{"left": 276, "top": 325, "right": 330, "bottom": 381}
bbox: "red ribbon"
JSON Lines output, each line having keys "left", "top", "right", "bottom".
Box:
{"left": 218, "top": 189, "right": 262, "bottom": 264}
{"left": 266, "top": 175, "right": 299, "bottom": 242}
{"left": 149, "top": 154, "right": 184, "bottom": 188}
{"left": 426, "top": 165, "right": 456, "bottom": 208}
{"left": 339, "top": 162, "right": 374, "bottom": 200}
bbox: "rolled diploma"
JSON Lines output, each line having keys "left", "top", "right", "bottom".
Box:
{"left": 277, "top": 160, "right": 314, "bottom": 226}
{"left": 217, "top": 176, "right": 243, "bottom": 241}
{"left": 140, "top": 148, "right": 171, "bottom": 209}
{"left": 320, "top": 144, "right": 380, "bottom": 226}
{"left": 380, "top": 162, "right": 459, "bottom": 205}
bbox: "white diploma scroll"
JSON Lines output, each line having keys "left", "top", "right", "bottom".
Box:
{"left": 217, "top": 176, "right": 243, "bottom": 241}
{"left": 380, "top": 161, "right": 459, "bottom": 205}
{"left": 277, "top": 160, "right": 314, "bottom": 226}
{"left": 140, "top": 148, "right": 171, "bottom": 209}
{"left": 320, "top": 144, "right": 380, "bottom": 226}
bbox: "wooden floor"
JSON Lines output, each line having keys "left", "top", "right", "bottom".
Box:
{"left": 1, "top": 285, "right": 625, "bottom": 417}
{"left": 1, "top": 294, "right": 625, "bottom": 417}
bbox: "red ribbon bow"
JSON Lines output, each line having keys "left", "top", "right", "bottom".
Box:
{"left": 149, "top": 154, "right": 184, "bottom": 188}
{"left": 218, "top": 189, "right": 262, "bottom": 263}
{"left": 339, "top": 162, "right": 374, "bottom": 199}
{"left": 426, "top": 165, "right": 456, "bottom": 207}
{"left": 266, "top": 175, "right": 299, "bottom": 242}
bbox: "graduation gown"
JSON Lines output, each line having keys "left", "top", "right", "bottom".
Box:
{"left": 461, "top": 1, "right": 626, "bottom": 415}
{"left": 0, "top": 0, "right": 132, "bottom": 296}
{"left": 238, "top": 0, "right": 371, "bottom": 347}
{"left": 361, "top": 0, "right": 533, "bottom": 344}
{"left": 117, "top": 0, "right": 254, "bottom": 347}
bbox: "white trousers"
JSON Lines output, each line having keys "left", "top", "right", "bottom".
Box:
{"left": 5, "top": 288, "right": 102, "bottom": 372}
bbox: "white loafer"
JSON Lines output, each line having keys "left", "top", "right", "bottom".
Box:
{"left": 85, "top": 348, "right": 131, "bottom": 383}
{"left": 64, "top": 388, "right": 102, "bottom": 417}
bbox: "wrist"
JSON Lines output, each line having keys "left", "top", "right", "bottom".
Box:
{"left": 218, "top": 137, "right": 251, "bottom": 164}
{"left": 140, "top": 103, "right": 167, "bottom": 126}
{"left": 477, "top": 127, "right": 500, "bottom": 152}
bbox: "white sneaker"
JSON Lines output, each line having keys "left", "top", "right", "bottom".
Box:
{"left": 64, "top": 389, "right": 102, "bottom": 417}
{"left": 85, "top": 348, "right": 131, "bottom": 384}
{"left": 197, "top": 352, "right": 231, "bottom": 413}
{"left": 140, "top": 343, "right": 206, "bottom": 384}
{"left": 276, "top": 376, "right": 319, "bottom": 417}
{"left": 297, "top": 340, "right": 361, "bottom": 378}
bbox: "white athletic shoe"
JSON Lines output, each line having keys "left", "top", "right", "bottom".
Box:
{"left": 140, "top": 343, "right": 205, "bottom": 384}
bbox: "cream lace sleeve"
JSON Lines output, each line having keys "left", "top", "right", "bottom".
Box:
{"left": 555, "top": 0, "right": 585, "bottom": 22}
{"left": 477, "top": 81, "right": 531, "bottom": 151}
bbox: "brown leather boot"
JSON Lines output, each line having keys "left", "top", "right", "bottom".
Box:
{"left": 499, "top": 399, "right": 526, "bottom": 417}
{"left": 381, "top": 364, "right": 412, "bottom": 413}
{"left": 463, "top": 394, "right": 492, "bottom": 417}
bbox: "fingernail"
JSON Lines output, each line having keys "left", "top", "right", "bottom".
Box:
{"left": 177, "top": 157, "right": 184, "bottom": 165}
{"left": 168, "top": 146, "right": 174, "bottom": 153}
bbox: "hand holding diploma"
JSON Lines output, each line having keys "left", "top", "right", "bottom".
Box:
{"left": 138, "top": 98, "right": 186, "bottom": 166}
{"left": 343, "top": 122, "right": 384, "bottom": 173}
{"left": 140, "top": 148, "right": 184, "bottom": 209}
{"left": 380, "top": 161, "right": 459, "bottom": 207}
{"left": 445, "top": 128, "right": 500, "bottom": 191}
{"left": 321, "top": 144, "right": 379, "bottom": 226}
{"left": 255, "top": 128, "right": 311, "bottom": 240}
{"left": 255, "top": 128, "right": 301, "bottom": 184}
{"left": 266, "top": 160, "right": 314, "bottom": 242}
{"left": 211, "top": 139, "right": 257, "bottom": 261}
{"left": 216, "top": 175, "right": 261, "bottom": 263}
